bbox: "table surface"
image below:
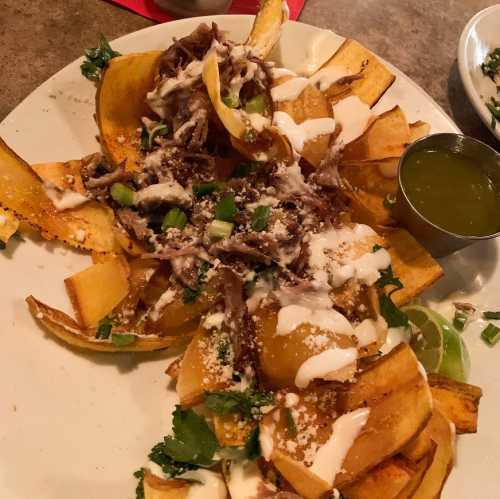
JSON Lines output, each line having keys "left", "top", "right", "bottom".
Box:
{"left": 1, "top": 0, "right": 499, "bottom": 150}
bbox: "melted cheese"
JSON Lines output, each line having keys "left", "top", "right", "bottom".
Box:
{"left": 309, "top": 66, "right": 353, "bottom": 92}
{"left": 309, "top": 407, "right": 371, "bottom": 485}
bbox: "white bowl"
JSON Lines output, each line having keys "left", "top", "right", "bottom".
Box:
{"left": 458, "top": 4, "right": 500, "bottom": 142}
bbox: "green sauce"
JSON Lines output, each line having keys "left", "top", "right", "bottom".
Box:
{"left": 401, "top": 149, "right": 500, "bottom": 237}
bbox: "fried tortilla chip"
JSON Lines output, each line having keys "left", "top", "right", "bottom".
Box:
{"left": 0, "top": 138, "right": 119, "bottom": 252}
{"left": 322, "top": 39, "right": 395, "bottom": 107}
{"left": 143, "top": 470, "right": 191, "bottom": 499}
{"left": 409, "top": 120, "right": 431, "bottom": 143}
{"left": 383, "top": 228, "right": 443, "bottom": 306}
{"left": 31, "top": 159, "right": 87, "bottom": 195}
{"left": 96, "top": 51, "right": 161, "bottom": 171}
{"left": 64, "top": 255, "right": 130, "bottom": 328}
{"left": 246, "top": 0, "right": 288, "bottom": 59}
{"left": 345, "top": 190, "right": 395, "bottom": 227}
{"left": 26, "top": 296, "right": 177, "bottom": 352}
{"left": 428, "top": 373, "right": 482, "bottom": 434}
{"left": 274, "top": 76, "right": 333, "bottom": 167}
{"left": 0, "top": 207, "right": 19, "bottom": 244}
{"left": 342, "top": 106, "right": 411, "bottom": 162}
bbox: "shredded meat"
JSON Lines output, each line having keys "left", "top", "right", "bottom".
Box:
{"left": 170, "top": 255, "right": 199, "bottom": 289}
{"left": 141, "top": 246, "right": 201, "bottom": 260}
{"left": 209, "top": 239, "right": 273, "bottom": 265}
{"left": 85, "top": 164, "right": 130, "bottom": 190}
{"left": 289, "top": 239, "right": 310, "bottom": 275}
{"left": 314, "top": 143, "right": 344, "bottom": 188}
{"left": 157, "top": 23, "right": 221, "bottom": 77}
{"left": 117, "top": 209, "right": 152, "bottom": 242}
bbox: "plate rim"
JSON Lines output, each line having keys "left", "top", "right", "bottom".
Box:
{"left": 457, "top": 4, "right": 500, "bottom": 142}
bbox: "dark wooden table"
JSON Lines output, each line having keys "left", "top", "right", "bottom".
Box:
{"left": 0, "top": 0, "right": 498, "bottom": 149}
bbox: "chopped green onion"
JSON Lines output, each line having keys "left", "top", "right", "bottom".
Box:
{"left": 80, "top": 35, "right": 121, "bottom": 82}
{"left": 251, "top": 205, "right": 271, "bottom": 232}
{"left": 453, "top": 310, "right": 469, "bottom": 332}
{"left": 0, "top": 240, "right": 6, "bottom": 250}
{"left": 215, "top": 194, "right": 237, "bottom": 222}
{"left": 110, "top": 183, "right": 135, "bottom": 206}
{"left": 244, "top": 128, "right": 257, "bottom": 144}
{"left": 96, "top": 316, "right": 113, "bottom": 339}
{"left": 245, "top": 94, "right": 266, "bottom": 114}
{"left": 162, "top": 208, "right": 188, "bottom": 231}
{"left": 383, "top": 193, "right": 397, "bottom": 210}
{"left": 222, "top": 93, "right": 240, "bottom": 108}
{"left": 149, "top": 123, "right": 169, "bottom": 147}
{"left": 483, "top": 311, "right": 500, "bottom": 320}
{"left": 208, "top": 220, "right": 234, "bottom": 240}
{"left": 193, "top": 181, "right": 223, "bottom": 199}
{"left": 111, "top": 333, "right": 137, "bottom": 347}
{"left": 481, "top": 323, "right": 500, "bottom": 346}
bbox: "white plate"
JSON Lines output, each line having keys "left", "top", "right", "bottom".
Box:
{"left": 1, "top": 15, "right": 499, "bottom": 499}
{"left": 458, "top": 4, "right": 500, "bottom": 141}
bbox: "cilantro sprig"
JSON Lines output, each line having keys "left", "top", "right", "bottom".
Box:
{"left": 205, "top": 387, "right": 274, "bottom": 420}
{"left": 148, "top": 406, "right": 219, "bottom": 478}
{"left": 376, "top": 265, "right": 408, "bottom": 327}
{"left": 80, "top": 35, "right": 121, "bottom": 82}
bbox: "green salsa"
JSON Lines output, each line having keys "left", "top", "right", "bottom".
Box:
{"left": 401, "top": 149, "right": 500, "bottom": 237}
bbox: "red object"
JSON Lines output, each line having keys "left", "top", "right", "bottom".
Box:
{"left": 106, "top": 0, "right": 305, "bottom": 22}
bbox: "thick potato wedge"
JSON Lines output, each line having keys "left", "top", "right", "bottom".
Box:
{"left": 411, "top": 408, "right": 455, "bottom": 499}
{"left": 274, "top": 76, "right": 333, "bottom": 167}
{"left": 428, "top": 373, "right": 482, "bottom": 434}
{"left": 0, "top": 138, "right": 119, "bottom": 252}
{"left": 26, "top": 296, "right": 177, "bottom": 352}
{"left": 383, "top": 228, "right": 443, "bottom": 307}
{"left": 143, "top": 471, "right": 191, "bottom": 499}
{"left": 176, "top": 328, "right": 232, "bottom": 406}
{"left": 322, "top": 39, "right": 395, "bottom": 107}
{"left": 65, "top": 256, "right": 130, "bottom": 328}
{"left": 246, "top": 0, "right": 288, "bottom": 59}
{"left": 341, "top": 456, "right": 414, "bottom": 499}
{"left": 96, "top": 51, "right": 161, "bottom": 171}
{"left": 342, "top": 106, "right": 410, "bottom": 162}
{"left": 0, "top": 207, "right": 19, "bottom": 244}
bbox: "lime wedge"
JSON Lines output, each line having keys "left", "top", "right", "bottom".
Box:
{"left": 402, "top": 305, "right": 470, "bottom": 382}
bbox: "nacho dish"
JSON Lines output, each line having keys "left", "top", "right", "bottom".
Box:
{"left": 0, "top": 1, "right": 486, "bottom": 498}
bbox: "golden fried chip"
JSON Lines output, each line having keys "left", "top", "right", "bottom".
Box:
{"left": 383, "top": 228, "right": 443, "bottom": 306}
{"left": 32, "top": 159, "right": 86, "bottom": 194}
{"left": 409, "top": 120, "right": 431, "bottom": 143}
{"left": 345, "top": 190, "right": 395, "bottom": 227}
{"left": 340, "top": 161, "right": 398, "bottom": 198}
{"left": 274, "top": 76, "right": 333, "bottom": 167}
{"left": 0, "top": 138, "right": 119, "bottom": 252}
{"left": 322, "top": 39, "right": 395, "bottom": 107}
{"left": 65, "top": 255, "right": 130, "bottom": 328}
{"left": 342, "top": 106, "right": 411, "bottom": 162}
{"left": 96, "top": 51, "right": 161, "bottom": 171}
{"left": 143, "top": 470, "right": 191, "bottom": 499}
{"left": 0, "top": 207, "right": 19, "bottom": 244}
{"left": 246, "top": 0, "right": 288, "bottom": 59}
{"left": 26, "top": 296, "right": 177, "bottom": 352}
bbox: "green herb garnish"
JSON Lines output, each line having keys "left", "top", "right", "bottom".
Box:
{"left": 376, "top": 265, "right": 403, "bottom": 292}
{"left": 481, "top": 48, "right": 500, "bottom": 82}
{"left": 205, "top": 387, "right": 274, "bottom": 420}
{"left": 284, "top": 408, "right": 298, "bottom": 438}
{"left": 245, "top": 94, "right": 266, "bottom": 114}
{"left": 216, "top": 335, "right": 231, "bottom": 365}
{"left": 251, "top": 205, "right": 271, "bottom": 232}
{"left": 379, "top": 294, "right": 409, "bottom": 328}
{"left": 483, "top": 311, "right": 500, "bottom": 320}
{"left": 208, "top": 220, "right": 234, "bottom": 240}
{"left": 111, "top": 333, "right": 136, "bottom": 347}
{"left": 80, "top": 35, "right": 121, "bottom": 82}
{"left": 96, "top": 316, "right": 113, "bottom": 339}
{"left": 148, "top": 406, "right": 219, "bottom": 478}
{"left": 162, "top": 207, "right": 188, "bottom": 231}
{"left": 245, "top": 426, "right": 261, "bottom": 460}
{"left": 193, "top": 181, "right": 223, "bottom": 199}
{"left": 244, "top": 128, "right": 257, "bottom": 143}
{"left": 222, "top": 93, "right": 240, "bottom": 109}
{"left": 215, "top": 194, "right": 238, "bottom": 222}
{"left": 110, "top": 183, "right": 135, "bottom": 207}
{"left": 133, "top": 468, "right": 145, "bottom": 499}
{"left": 372, "top": 244, "right": 382, "bottom": 252}
{"left": 182, "top": 261, "right": 210, "bottom": 304}
{"left": 141, "top": 122, "right": 169, "bottom": 151}
{"left": 486, "top": 97, "right": 500, "bottom": 130}
{"left": 481, "top": 323, "right": 500, "bottom": 346}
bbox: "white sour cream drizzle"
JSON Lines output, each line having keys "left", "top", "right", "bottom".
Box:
{"left": 259, "top": 422, "right": 275, "bottom": 461}
{"left": 309, "top": 407, "right": 371, "bottom": 485}
{"left": 271, "top": 77, "right": 310, "bottom": 102}
{"left": 276, "top": 304, "right": 353, "bottom": 337}
{"left": 182, "top": 469, "right": 228, "bottom": 499}
{"left": 246, "top": 112, "right": 271, "bottom": 132}
{"left": 226, "top": 459, "right": 276, "bottom": 499}
{"left": 354, "top": 318, "right": 387, "bottom": 347}
{"left": 273, "top": 111, "right": 335, "bottom": 153}
{"left": 308, "top": 66, "right": 353, "bottom": 92}
{"left": 43, "top": 182, "right": 88, "bottom": 211}
{"left": 269, "top": 67, "right": 296, "bottom": 79}
{"left": 333, "top": 95, "right": 373, "bottom": 145}
{"left": 149, "top": 288, "right": 176, "bottom": 321}
{"left": 295, "top": 347, "right": 358, "bottom": 388}
{"left": 134, "top": 180, "right": 192, "bottom": 207}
